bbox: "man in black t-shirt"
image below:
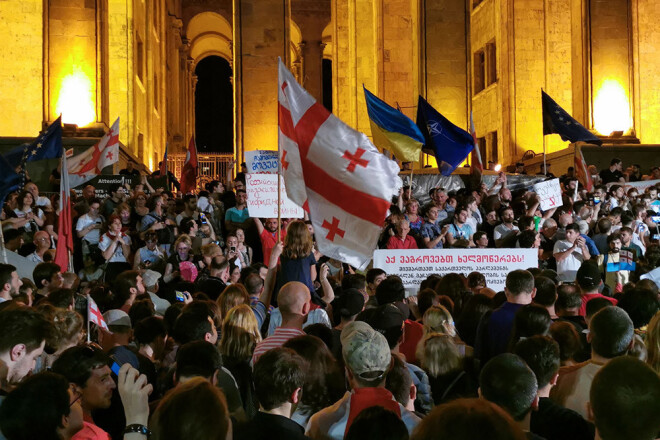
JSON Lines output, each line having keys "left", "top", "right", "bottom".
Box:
{"left": 598, "top": 158, "right": 625, "bottom": 184}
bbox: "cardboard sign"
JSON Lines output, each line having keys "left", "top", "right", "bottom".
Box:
{"left": 245, "top": 150, "right": 279, "bottom": 174}
{"left": 533, "top": 178, "right": 563, "bottom": 211}
{"left": 245, "top": 173, "right": 304, "bottom": 218}
{"left": 373, "top": 248, "right": 538, "bottom": 295}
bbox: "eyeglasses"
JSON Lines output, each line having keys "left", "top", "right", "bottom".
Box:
{"left": 69, "top": 384, "right": 82, "bottom": 407}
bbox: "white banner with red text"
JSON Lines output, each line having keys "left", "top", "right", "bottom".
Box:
{"left": 373, "top": 248, "right": 538, "bottom": 295}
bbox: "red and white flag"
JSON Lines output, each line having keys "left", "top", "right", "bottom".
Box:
{"left": 575, "top": 146, "right": 593, "bottom": 192}
{"left": 68, "top": 118, "right": 120, "bottom": 188}
{"left": 54, "top": 152, "right": 73, "bottom": 272}
{"left": 278, "top": 58, "right": 401, "bottom": 270}
{"left": 470, "top": 112, "right": 483, "bottom": 173}
{"left": 87, "top": 295, "right": 108, "bottom": 330}
{"left": 180, "top": 136, "right": 198, "bottom": 194}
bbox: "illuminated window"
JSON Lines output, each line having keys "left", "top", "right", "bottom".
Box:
{"left": 474, "top": 49, "right": 485, "bottom": 94}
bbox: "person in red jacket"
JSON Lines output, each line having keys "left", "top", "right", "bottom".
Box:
{"left": 387, "top": 219, "right": 418, "bottom": 250}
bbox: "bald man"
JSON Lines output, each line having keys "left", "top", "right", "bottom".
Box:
{"left": 27, "top": 231, "right": 52, "bottom": 263}
{"left": 251, "top": 282, "right": 311, "bottom": 364}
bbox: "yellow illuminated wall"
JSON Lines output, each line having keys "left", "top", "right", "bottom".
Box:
{"left": 0, "top": 0, "right": 43, "bottom": 136}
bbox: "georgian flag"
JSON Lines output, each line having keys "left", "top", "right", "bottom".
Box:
{"left": 87, "top": 295, "right": 108, "bottom": 330}
{"left": 68, "top": 118, "right": 120, "bottom": 188}
{"left": 278, "top": 58, "right": 401, "bottom": 269}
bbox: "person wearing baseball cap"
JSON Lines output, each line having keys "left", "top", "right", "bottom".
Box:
{"left": 306, "top": 321, "right": 420, "bottom": 439}
{"left": 575, "top": 262, "right": 617, "bottom": 316}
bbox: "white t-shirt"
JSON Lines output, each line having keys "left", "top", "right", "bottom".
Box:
{"left": 494, "top": 223, "right": 519, "bottom": 242}
{"left": 553, "top": 239, "right": 585, "bottom": 282}
{"left": 76, "top": 214, "right": 104, "bottom": 244}
{"left": 98, "top": 233, "right": 131, "bottom": 263}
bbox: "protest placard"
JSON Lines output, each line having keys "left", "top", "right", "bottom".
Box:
{"left": 245, "top": 150, "right": 279, "bottom": 174}
{"left": 245, "top": 173, "right": 304, "bottom": 218}
{"left": 373, "top": 248, "right": 538, "bottom": 295}
{"left": 533, "top": 178, "right": 563, "bottom": 211}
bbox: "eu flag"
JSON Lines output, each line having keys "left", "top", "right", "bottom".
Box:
{"left": 4, "top": 116, "right": 63, "bottom": 167}
{"left": 416, "top": 96, "right": 474, "bottom": 176}
{"left": 542, "top": 91, "right": 602, "bottom": 146}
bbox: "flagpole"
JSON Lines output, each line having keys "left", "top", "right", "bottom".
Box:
{"left": 543, "top": 142, "right": 547, "bottom": 177}
{"left": 86, "top": 294, "right": 91, "bottom": 343}
{"left": 277, "top": 66, "right": 282, "bottom": 243}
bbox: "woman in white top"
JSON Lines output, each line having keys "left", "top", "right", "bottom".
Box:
{"left": 14, "top": 190, "right": 44, "bottom": 241}
{"left": 235, "top": 228, "right": 252, "bottom": 266}
{"left": 99, "top": 214, "right": 132, "bottom": 263}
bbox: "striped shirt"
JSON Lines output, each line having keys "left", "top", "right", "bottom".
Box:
{"left": 252, "top": 327, "right": 306, "bottom": 364}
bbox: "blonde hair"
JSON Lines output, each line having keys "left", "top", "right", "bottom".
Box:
{"left": 216, "top": 284, "right": 249, "bottom": 319}
{"left": 219, "top": 304, "right": 262, "bottom": 361}
{"left": 417, "top": 332, "right": 462, "bottom": 378}
{"left": 646, "top": 310, "right": 660, "bottom": 374}
{"left": 283, "top": 220, "right": 313, "bottom": 259}
{"left": 173, "top": 234, "right": 193, "bottom": 250}
{"left": 405, "top": 198, "right": 419, "bottom": 212}
{"left": 201, "top": 243, "right": 221, "bottom": 258}
{"left": 423, "top": 305, "right": 456, "bottom": 337}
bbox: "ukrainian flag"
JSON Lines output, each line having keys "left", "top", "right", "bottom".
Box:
{"left": 363, "top": 86, "right": 424, "bottom": 163}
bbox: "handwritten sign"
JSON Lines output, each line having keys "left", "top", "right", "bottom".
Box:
{"left": 245, "top": 174, "right": 304, "bottom": 218}
{"left": 373, "top": 249, "right": 538, "bottom": 295}
{"left": 533, "top": 178, "right": 563, "bottom": 211}
{"left": 245, "top": 150, "right": 279, "bottom": 174}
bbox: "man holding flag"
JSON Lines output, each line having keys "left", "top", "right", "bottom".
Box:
{"left": 180, "top": 136, "right": 198, "bottom": 194}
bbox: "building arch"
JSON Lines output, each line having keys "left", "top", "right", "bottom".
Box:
{"left": 187, "top": 12, "right": 233, "bottom": 65}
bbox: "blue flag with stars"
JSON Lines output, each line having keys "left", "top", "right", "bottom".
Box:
{"left": 416, "top": 96, "right": 475, "bottom": 176}
{"left": 3, "top": 116, "right": 63, "bottom": 168}
{"left": 542, "top": 90, "right": 602, "bottom": 146}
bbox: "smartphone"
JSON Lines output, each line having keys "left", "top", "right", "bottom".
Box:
{"left": 110, "top": 355, "right": 124, "bottom": 376}
{"left": 653, "top": 234, "right": 660, "bottom": 241}
{"left": 593, "top": 196, "right": 601, "bottom": 204}
{"left": 175, "top": 291, "right": 186, "bottom": 302}
{"left": 652, "top": 216, "right": 660, "bottom": 224}
{"left": 230, "top": 246, "right": 236, "bottom": 252}
{"left": 199, "top": 213, "right": 208, "bottom": 224}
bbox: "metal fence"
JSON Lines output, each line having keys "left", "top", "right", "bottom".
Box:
{"left": 169, "top": 153, "right": 234, "bottom": 186}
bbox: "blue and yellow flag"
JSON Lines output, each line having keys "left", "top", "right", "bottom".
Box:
{"left": 363, "top": 87, "right": 424, "bottom": 163}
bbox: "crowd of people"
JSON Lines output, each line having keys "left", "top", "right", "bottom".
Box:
{"left": 0, "top": 156, "right": 659, "bottom": 440}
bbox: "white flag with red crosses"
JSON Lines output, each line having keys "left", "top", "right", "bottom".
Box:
{"left": 278, "top": 58, "right": 401, "bottom": 270}
{"left": 68, "top": 118, "right": 120, "bottom": 188}
{"left": 87, "top": 295, "right": 108, "bottom": 331}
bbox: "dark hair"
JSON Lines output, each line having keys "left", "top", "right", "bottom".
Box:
{"left": 385, "top": 354, "right": 413, "bottom": 407}
{"left": 479, "top": 353, "right": 538, "bottom": 421}
{"left": 134, "top": 316, "right": 167, "bottom": 346}
{"left": 473, "top": 230, "right": 488, "bottom": 242}
{"left": 51, "top": 345, "right": 110, "bottom": 387}
{"left": 283, "top": 335, "right": 345, "bottom": 415}
{"left": 514, "top": 335, "right": 560, "bottom": 388}
{"left": 366, "top": 268, "right": 386, "bottom": 285}
{"left": 410, "top": 398, "right": 526, "bottom": 440}
{"left": 555, "top": 284, "right": 582, "bottom": 311}
{"left": 455, "top": 293, "right": 493, "bottom": 347}
{"left": 375, "top": 276, "right": 406, "bottom": 305}
{"left": 303, "top": 324, "right": 335, "bottom": 351}
{"left": 253, "top": 347, "right": 306, "bottom": 411}
{"left": 505, "top": 270, "right": 535, "bottom": 296}
{"left": 610, "top": 158, "right": 622, "bottom": 166}
{"left": 342, "top": 273, "right": 367, "bottom": 291}
{"left": 0, "top": 372, "right": 71, "bottom": 440}
{"left": 112, "top": 270, "right": 141, "bottom": 309}
{"left": 517, "top": 230, "right": 537, "bottom": 249}
{"left": 128, "top": 299, "right": 155, "bottom": 326}
{"left": 467, "top": 272, "right": 486, "bottom": 289}
{"left": 0, "top": 263, "right": 16, "bottom": 289}
{"left": 596, "top": 217, "right": 612, "bottom": 234}
{"left": 419, "top": 274, "right": 442, "bottom": 292}
{"left": 243, "top": 273, "right": 264, "bottom": 296}
{"left": 508, "top": 304, "right": 551, "bottom": 351}
{"left": 32, "top": 262, "right": 61, "bottom": 290}
{"left": 585, "top": 297, "right": 614, "bottom": 319}
{"left": 179, "top": 217, "right": 196, "bottom": 235}
{"left": 590, "top": 307, "right": 634, "bottom": 358}
{"left": 0, "top": 307, "right": 52, "bottom": 355}
{"left": 175, "top": 341, "right": 221, "bottom": 380}
{"left": 617, "top": 288, "right": 660, "bottom": 329}
{"left": 549, "top": 321, "right": 582, "bottom": 364}
{"left": 45, "top": 288, "right": 74, "bottom": 309}
{"left": 345, "top": 406, "right": 409, "bottom": 440}
{"left": 418, "top": 288, "right": 438, "bottom": 318}
{"left": 173, "top": 309, "right": 213, "bottom": 345}
{"left": 533, "top": 276, "right": 556, "bottom": 307}
{"left": 435, "top": 273, "right": 469, "bottom": 316}
{"left": 590, "top": 357, "right": 660, "bottom": 440}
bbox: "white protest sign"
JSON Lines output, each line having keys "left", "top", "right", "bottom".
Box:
{"left": 533, "top": 178, "right": 563, "bottom": 211}
{"left": 246, "top": 173, "right": 304, "bottom": 218}
{"left": 245, "top": 150, "right": 279, "bottom": 174}
{"left": 373, "top": 248, "right": 538, "bottom": 295}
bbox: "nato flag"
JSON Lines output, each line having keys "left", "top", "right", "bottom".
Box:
{"left": 4, "top": 116, "right": 63, "bottom": 167}
{"left": 416, "top": 96, "right": 474, "bottom": 176}
{"left": 542, "top": 90, "right": 602, "bottom": 146}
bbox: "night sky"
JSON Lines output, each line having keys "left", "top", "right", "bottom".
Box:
{"left": 194, "top": 56, "right": 233, "bottom": 153}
